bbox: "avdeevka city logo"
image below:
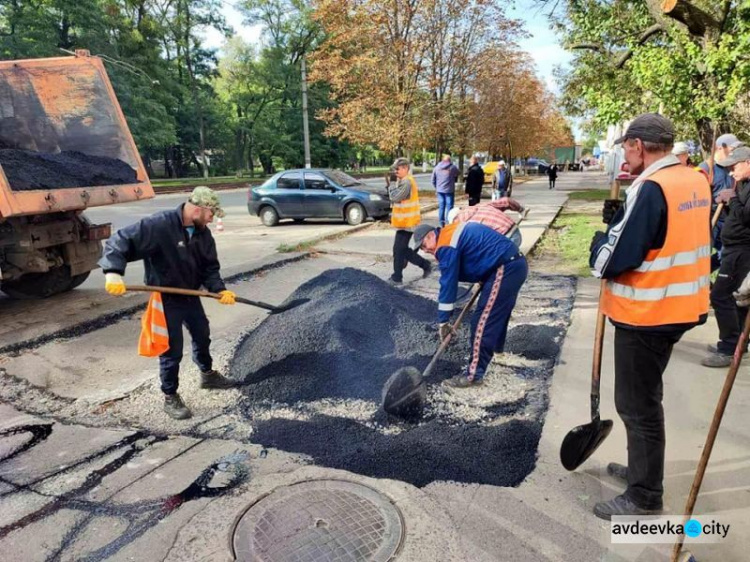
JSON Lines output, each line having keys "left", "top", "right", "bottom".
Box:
{"left": 685, "top": 519, "right": 702, "bottom": 538}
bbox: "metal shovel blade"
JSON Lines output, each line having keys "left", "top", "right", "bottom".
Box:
{"left": 382, "top": 367, "right": 426, "bottom": 420}
{"left": 560, "top": 418, "right": 614, "bottom": 471}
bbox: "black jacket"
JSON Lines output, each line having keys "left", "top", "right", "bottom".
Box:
{"left": 720, "top": 180, "right": 750, "bottom": 250}
{"left": 99, "top": 204, "right": 226, "bottom": 293}
{"left": 464, "top": 163, "right": 484, "bottom": 197}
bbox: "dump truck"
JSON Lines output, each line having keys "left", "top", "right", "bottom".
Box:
{"left": 0, "top": 50, "right": 154, "bottom": 298}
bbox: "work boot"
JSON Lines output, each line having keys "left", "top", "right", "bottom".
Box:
{"left": 607, "top": 462, "right": 628, "bottom": 481}
{"left": 164, "top": 394, "right": 192, "bottom": 420}
{"left": 389, "top": 275, "right": 403, "bottom": 285}
{"left": 422, "top": 262, "right": 433, "bottom": 278}
{"left": 700, "top": 353, "right": 732, "bottom": 368}
{"left": 593, "top": 494, "right": 662, "bottom": 521}
{"left": 200, "top": 370, "right": 237, "bottom": 389}
{"left": 447, "top": 375, "right": 484, "bottom": 388}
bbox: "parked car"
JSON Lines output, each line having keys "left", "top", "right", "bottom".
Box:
{"left": 248, "top": 169, "right": 391, "bottom": 226}
{"left": 525, "top": 158, "right": 551, "bottom": 174}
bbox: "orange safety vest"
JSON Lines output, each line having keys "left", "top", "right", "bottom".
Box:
{"left": 391, "top": 176, "right": 421, "bottom": 229}
{"left": 601, "top": 165, "right": 711, "bottom": 326}
{"left": 138, "top": 292, "right": 170, "bottom": 357}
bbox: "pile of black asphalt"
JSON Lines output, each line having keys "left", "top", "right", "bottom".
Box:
{"left": 231, "top": 268, "right": 575, "bottom": 488}
{"left": 0, "top": 149, "right": 137, "bottom": 190}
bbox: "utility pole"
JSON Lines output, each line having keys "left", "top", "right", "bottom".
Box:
{"left": 301, "top": 55, "right": 312, "bottom": 169}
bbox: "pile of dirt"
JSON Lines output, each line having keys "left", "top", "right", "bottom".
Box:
{"left": 229, "top": 269, "right": 577, "bottom": 488}
{"left": 0, "top": 149, "right": 138, "bottom": 191}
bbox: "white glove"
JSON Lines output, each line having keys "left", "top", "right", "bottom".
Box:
{"left": 734, "top": 272, "right": 750, "bottom": 307}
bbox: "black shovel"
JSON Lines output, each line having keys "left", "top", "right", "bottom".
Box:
{"left": 128, "top": 285, "right": 309, "bottom": 314}
{"left": 559, "top": 180, "right": 621, "bottom": 471}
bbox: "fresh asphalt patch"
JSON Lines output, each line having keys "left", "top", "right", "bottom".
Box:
{"left": 231, "top": 268, "right": 577, "bottom": 488}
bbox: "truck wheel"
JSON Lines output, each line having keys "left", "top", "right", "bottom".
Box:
{"left": 68, "top": 271, "right": 91, "bottom": 290}
{"left": 1, "top": 266, "right": 75, "bottom": 299}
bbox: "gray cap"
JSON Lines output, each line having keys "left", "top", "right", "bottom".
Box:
{"left": 393, "top": 157, "right": 410, "bottom": 169}
{"left": 410, "top": 223, "right": 438, "bottom": 250}
{"left": 614, "top": 113, "right": 675, "bottom": 145}
{"left": 672, "top": 141, "right": 689, "bottom": 155}
{"left": 717, "top": 145, "right": 750, "bottom": 168}
{"left": 716, "top": 133, "right": 743, "bottom": 149}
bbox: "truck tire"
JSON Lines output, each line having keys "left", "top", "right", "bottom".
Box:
{"left": 68, "top": 271, "right": 91, "bottom": 290}
{"left": 1, "top": 266, "right": 76, "bottom": 299}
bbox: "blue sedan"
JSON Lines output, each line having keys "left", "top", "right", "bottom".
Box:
{"left": 248, "top": 169, "right": 391, "bottom": 226}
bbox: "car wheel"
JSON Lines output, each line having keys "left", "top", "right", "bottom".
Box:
{"left": 345, "top": 202, "right": 366, "bottom": 225}
{"left": 259, "top": 206, "right": 279, "bottom": 227}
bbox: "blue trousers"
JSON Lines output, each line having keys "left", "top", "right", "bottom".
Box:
{"left": 466, "top": 257, "right": 528, "bottom": 382}
{"left": 159, "top": 295, "right": 212, "bottom": 395}
{"left": 437, "top": 192, "right": 455, "bottom": 226}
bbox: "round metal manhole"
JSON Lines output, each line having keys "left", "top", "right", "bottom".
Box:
{"left": 232, "top": 479, "right": 405, "bottom": 562}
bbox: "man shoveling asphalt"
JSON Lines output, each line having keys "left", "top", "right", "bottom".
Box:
{"left": 99, "top": 187, "right": 237, "bottom": 420}
{"left": 411, "top": 221, "right": 527, "bottom": 387}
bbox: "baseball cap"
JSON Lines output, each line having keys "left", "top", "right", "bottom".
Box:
{"left": 393, "top": 157, "right": 410, "bottom": 169}
{"left": 715, "top": 134, "right": 743, "bottom": 149}
{"left": 410, "top": 223, "right": 438, "bottom": 250}
{"left": 717, "top": 145, "right": 750, "bottom": 168}
{"left": 614, "top": 113, "right": 675, "bottom": 145}
{"left": 189, "top": 186, "right": 225, "bottom": 218}
{"left": 671, "top": 142, "right": 689, "bottom": 155}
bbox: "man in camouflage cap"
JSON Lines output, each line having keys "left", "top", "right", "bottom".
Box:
{"left": 100, "top": 186, "right": 237, "bottom": 420}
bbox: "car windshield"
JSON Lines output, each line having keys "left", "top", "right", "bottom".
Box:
{"left": 324, "top": 170, "right": 363, "bottom": 188}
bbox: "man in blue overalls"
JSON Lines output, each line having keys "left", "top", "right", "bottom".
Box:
{"left": 411, "top": 221, "right": 527, "bottom": 386}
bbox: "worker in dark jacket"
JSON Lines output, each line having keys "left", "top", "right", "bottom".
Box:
{"left": 702, "top": 146, "right": 750, "bottom": 367}
{"left": 589, "top": 114, "right": 710, "bottom": 520}
{"left": 411, "top": 221, "right": 527, "bottom": 387}
{"left": 99, "top": 187, "right": 237, "bottom": 420}
{"left": 464, "top": 156, "right": 484, "bottom": 206}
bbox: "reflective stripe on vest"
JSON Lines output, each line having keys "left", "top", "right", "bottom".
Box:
{"left": 601, "top": 165, "right": 711, "bottom": 326}
{"left": 138, "top": 292, "right": 170, "bottom": 357}
{"left": 391, "top": 176, "right": 421, "bottom": 229}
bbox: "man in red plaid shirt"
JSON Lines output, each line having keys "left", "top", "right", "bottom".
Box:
{"left": 448, "top": 197, "right": 524, "bottom": 235}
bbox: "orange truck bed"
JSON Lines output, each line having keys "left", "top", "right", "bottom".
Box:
{"left": 0, "top": 51, "right": 154, "bottom": 218}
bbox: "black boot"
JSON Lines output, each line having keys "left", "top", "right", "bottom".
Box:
{"left": 164, "top": 393, "right": 192, "bottom": 420}
{"left": 200, "top": 370, "right": 237, "bottom": 389}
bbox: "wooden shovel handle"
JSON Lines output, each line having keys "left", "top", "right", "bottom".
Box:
{"left": 128, "top": 285, "right": 222, "bottom": 299}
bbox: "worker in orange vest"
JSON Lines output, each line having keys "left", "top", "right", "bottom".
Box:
{"left": 589, "top": 114, "right": 711, "bottom": 520}
{"left": 388, "top": 158, "right": 432, "bottom": 284}
{"left": 100, "top": 187, "right": 237, "bottom": 420}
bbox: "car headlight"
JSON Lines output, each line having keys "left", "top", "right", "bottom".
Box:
{"left": 369, "top": 194, "right": 384, "bottom": 201}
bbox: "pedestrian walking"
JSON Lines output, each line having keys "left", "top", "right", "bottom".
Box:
{"left": 100, "top": 187, "right": 238, "bottom": 420}
{"left": 701, "top": 145, "right": 750, "bottom": 368}
{"left": 699, "top": 133, "right": 743, "bottom": 272}
{"left": 464, "top": 156, "right": 484, "bottom": 206}
{"left": 432, "top": 154, "right": 459, "bottom": 226}
{"left": 589, "top": 113, "right": 711, "bottom": 520}
{"left": 547, "top": 163, "right": 558, "bottom": 189}
{"left": 492, "top": 160, "right": 511, "bottom": 200}
{"left": 388, "top": 157, "right": 432, "bottom": 285}
{"left": 411, "top": 221, "right": 527, "bottom": 388}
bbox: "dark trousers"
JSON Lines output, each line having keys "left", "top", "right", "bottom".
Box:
{"left": 466, "top": 257, "right": 528, "bottom": 381}
{"left": 614, "top": 327, "right": 682, "bottom": 509}
{"left": 159, "top": 295, "right": 212, "bottom": 395}
{"left": 437, "top": 192, "right": 455, "bottom": 226}
{"left": 711, "top": 246, "right": 750, "bottom": 355}
{"left": 548, "top": 179, "right": 556, "bottom": 189}
{"left": 392, "top": 229, "right": 430, "bottom": 281}
{"left": 468, "top": 194, "right": 481, "bottom": 206}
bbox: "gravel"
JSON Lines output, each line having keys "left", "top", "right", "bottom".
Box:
{"left": 0, "top": 149, "right": 138, "bottom": 191}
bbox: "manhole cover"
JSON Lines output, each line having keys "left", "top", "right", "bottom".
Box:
{"left": 233, "top": 479, "right": 404, "bottom": 562}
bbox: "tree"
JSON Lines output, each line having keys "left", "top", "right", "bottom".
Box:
{"left": 549, "top": 0, "right": 750, "bottom": 151}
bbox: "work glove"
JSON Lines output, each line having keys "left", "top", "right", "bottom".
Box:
{"left": 439, "top": 322, "right": 454, "bottom": 341}
{"left": 602, "top": 199, "right": 623, "bottom": 224}
{"left": 715, "top": 189, "right": 735, "bottom": 205}
{"left": 734, "top": 272, "right": 750, "bottom": 307}
{"left": 105, "top": 273, "right": 126, "bottom": 296}
{"left": 590, "top": 231, "right": 607, "bottom": 253}
{"left": 218, "top": 290, "right": 236, "bottom": 305}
